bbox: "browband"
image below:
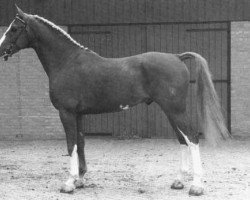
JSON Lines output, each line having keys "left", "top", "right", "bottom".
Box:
{"left": 15, "top": 15, "right": 26, "bottom": 26}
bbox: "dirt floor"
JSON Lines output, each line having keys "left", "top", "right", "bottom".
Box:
{"left": 0, "top": 137, "right": 249, "bottom": 200}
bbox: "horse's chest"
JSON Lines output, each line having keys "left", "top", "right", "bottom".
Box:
{"left": 49, "top": 83, "right": 79, "bottom": 111}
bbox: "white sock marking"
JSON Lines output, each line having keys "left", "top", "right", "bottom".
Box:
{"left": 180, "top": 144, "right": 189, "bottom": 172}
{"left": 190, "top": 144, "right": 203, "bottom": 187}
{"left": 70, "top": 144, "right": 79, "bottom": 177}
{"left": 176, "top": 144, "right": 190, "bottom": 181}
{"left": 65, "top": 144, "right": 79, "bottom": 186}
{"left": 177, "top": 127, "right": 203, "bottom": 187}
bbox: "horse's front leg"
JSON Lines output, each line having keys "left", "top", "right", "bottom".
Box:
{"left": 59, "top": 109, "right": 79, "bottom": 193}
{"left": 74, "top": 114, "right": 87, "bottom": 188}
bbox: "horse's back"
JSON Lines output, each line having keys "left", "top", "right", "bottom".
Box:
{"left": 107, "top": 51, "right": 190, "bottom": 98}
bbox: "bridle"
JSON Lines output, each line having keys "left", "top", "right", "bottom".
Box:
{"left": 3, "top": 15, "right": 27, "bottom": 61}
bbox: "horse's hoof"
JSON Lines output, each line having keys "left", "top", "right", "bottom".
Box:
{"left": 74, "top": 179, "right": 85, "bottom": 189}
{"left": 189, "top": 185, "right": 204, "bottom": 196}
{"left": 60, "top": 183, "right": 75, "bottom": 194}
{"left": 171, "top": 180, "right": 184, "bottom": 190}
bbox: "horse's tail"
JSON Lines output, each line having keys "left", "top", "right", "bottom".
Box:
{"left": 177, "top": 52, "right": 230, "bottom": 145}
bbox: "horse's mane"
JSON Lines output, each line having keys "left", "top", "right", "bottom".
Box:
{"left": 33, "top": 15, "right": 89, "bottom": 50}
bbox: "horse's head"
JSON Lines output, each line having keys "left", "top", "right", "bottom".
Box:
{"left": 0, "top": 6, "right": 31, "bottom": 61}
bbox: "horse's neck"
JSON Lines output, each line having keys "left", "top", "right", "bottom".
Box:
{"left": 34, "top": 43, "right": 78, "bottom": 76}
{"left": 30, "top": 22, "right": 80, "bottom": 77}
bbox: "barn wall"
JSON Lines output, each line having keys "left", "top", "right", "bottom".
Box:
{"left": 231, "top": 21, "right": 250, "bottom": 137}
{"left": 0, "top": 0, "right": 245, "bottom": 139}
{"left": 0, "top": 0, "right": 250, "bottom": 26}
{"left": 0, "top": 26, "right": 66, "bottom": 140}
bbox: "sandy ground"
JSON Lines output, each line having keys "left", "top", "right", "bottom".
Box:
{"left": 0, "top": 137, "right": 249, "bottom": 200}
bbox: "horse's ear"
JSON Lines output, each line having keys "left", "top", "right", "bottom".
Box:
{"left": 15, "top": 4, "right": 28, "bottom": 20}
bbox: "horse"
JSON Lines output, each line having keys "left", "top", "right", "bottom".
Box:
{"left": 0, "top": 6, "right": 230, "bottom": 196}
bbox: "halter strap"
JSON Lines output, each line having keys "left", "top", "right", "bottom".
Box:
{"left": 15, "top": 15, "right": 27, "bottom": 27}
{"left": 4, "top": 15, "right": 28, "bottom": 59}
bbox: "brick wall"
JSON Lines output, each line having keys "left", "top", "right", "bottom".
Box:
{"left": 0, "top": 27, "right": 66, "bottom": 140}
{"left": 231, "top": 21, "right": 250, "bottom": 137}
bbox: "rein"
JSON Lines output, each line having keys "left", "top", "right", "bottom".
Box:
{"left": 3, "top": 16, "right": 27, "bottom": 61}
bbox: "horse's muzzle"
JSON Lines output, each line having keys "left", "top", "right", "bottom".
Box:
{"left": 3, "top": 49, "right": 12, "bottom": 61}
{"left": 0, "top": 45, "right": 14, "bottom": 61}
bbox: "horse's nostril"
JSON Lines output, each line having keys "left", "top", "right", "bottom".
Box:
{"left": 3, "top": 55, "right": 8, "bottom": 61}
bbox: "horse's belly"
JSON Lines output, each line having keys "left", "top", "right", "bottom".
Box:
{"left": 81, "top": 94, "right": 147, "bottom": 114}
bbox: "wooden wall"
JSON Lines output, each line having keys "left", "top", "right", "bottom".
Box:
{"left": 0, "top": 0, "right": 250, "bottom": 26}
{"left": 0, "top": 0, "right": 232, "bottom": 138}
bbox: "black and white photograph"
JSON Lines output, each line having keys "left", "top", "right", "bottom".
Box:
{"left": 0, "top": 0, "right": 249, "bottom": 199}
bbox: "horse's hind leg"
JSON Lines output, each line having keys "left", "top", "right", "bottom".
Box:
{"left": 168, "top": 111, "right": 204, "bottom": 196}
{"left": 158, "top": 101, "right": 204, "bottom": 196}
{"left": 170, "top": 138, "right": 190, "bottom": 190}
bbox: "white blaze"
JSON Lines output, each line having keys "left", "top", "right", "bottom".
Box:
{"left": 0, "top": 34, "right": 6, "bottom": 46}
{"left": 0, "top": 22, "right": 13, "bottom": 46}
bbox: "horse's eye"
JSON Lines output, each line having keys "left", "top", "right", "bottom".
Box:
{"left": 10, "top": 27, "right": 17, "bottom": 32}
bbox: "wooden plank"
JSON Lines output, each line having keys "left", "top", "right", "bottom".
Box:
{"left": 134, "top": 25, "right": 148, "bottom": 137}
{"left": 215, "top": 31, "right": 222, "bottom": 82}
{"left": 208, "top": 23, "right": 217, "bottom": 79}
{"left": 221, "top": 29, "right": 228, "bottom": 80}
{"left": 110, "top": 26, "right": 118, "bottom": 135}
{"left": 243, "top": 0, "right": 250, "bottom": 20}
{"left": 204, "top": 0, "right": 214, "bottom": 21}
{"left": 123, "top": 26, "right": 132, "bottom": 137}
{"left": 104, "top": 26, "right": 114, "bottom": 133}
{"left": 173, "top": 0, "right": 183, "bottom": 22}
{"left": 137, "top": 0, "right": 145, "bottom": 23}
{"left": 165, "top": 24, "right": 173, "bottom": 138}
{"left": 99, "top": 27, "right": 108, "bottom": 133}
{"left": 221, "top": 82, "right": 228, "bottom": 126}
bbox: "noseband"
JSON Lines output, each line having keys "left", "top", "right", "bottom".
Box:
{"left": 3, "top": 16, "right": 27, "bottom": 61}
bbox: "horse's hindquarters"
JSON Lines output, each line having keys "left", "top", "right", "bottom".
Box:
{"left": 140, "top": 52, "right": 189, "bottom": 109}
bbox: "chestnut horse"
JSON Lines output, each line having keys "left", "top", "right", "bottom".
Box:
{"left": 0, "top": 6, "right": 229, "bottom": 196}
